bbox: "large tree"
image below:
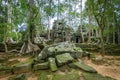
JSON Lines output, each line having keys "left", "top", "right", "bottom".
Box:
{"left": 80, "top": 0, "right": 84, "bottom": 43}
{"left": 20, "top": 0, "right": 40, "bottom": 54}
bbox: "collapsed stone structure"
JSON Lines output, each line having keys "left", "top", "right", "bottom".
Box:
{"left": 0, "top": 42, "right": 116, "bottom": 80}
{"left": 51, "top": 20, "right": 88, "bottom": 43}
{"left": 51, "top": 20, "right": 73, "bottom": 42}
{"left": 35, "top": 42, "right": 96, "bottom": 72}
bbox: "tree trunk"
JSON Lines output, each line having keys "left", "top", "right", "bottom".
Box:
{"left": 47, "top": 16, "right": 50, "bottom": 40}
{"left": 91, "top": 0, "right": 107, "bottom": 56}
{"left": 68, "top": 0, "right": 70, "bottom": 25}
{"left": 87, "top": 2, "right": 92, "bottom": 43}
{"left": 7, "top": 0, "right": 12, "bottom": 37}
{"left": 80, "top": 0, "right": 84, "bottom": 43}
{"left": 57, "top": 0, "right": 60, "bottom": 30}
{"left": 95, "top": 29, "right": 99, "bottom": 38}
{"left": 20, "top": 40, "right": 40, "bottom": 54}
{"left": 4, "top": 0, "right": 12, "bottom": 53}
{"left": 106, "top": 18, "right": 110, "bottom": 43}
{"left": 112, "top": 27, "right": 115, "bottom": 44}
{"left": 29, "top": 24, "right": 35, "bottom": 43}
{"left": 113, "top": 12, "right": 117, "bottom": 44}
{"left": 106, "top": 30, "right": 110, "bottom": 43}
{"left": 20, "top": 0, "right": 40, "bottom": 54}
{"left": 118, "top": 28, "right": 120, "bottom": 44}
{"left": 6, "top": 0, "right": 14, "bottom": 44}
{"left": 29, "top": 0, "right": 35, "bottom": 43}
{"left": 99, "top": 28, "right": 105, "bottom": 56}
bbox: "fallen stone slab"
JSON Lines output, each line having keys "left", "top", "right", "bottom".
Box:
{"left": 6, "top": 59, "right": 20, "bottom": 66}
{"left": 8, "top": 74, "right": 27, "bottom": 80}
{"left": 0, "top": 57, "right": 8, "bottom": 63}
{"left": 37, "top": 72, "right": 52, "bottom": 80}
{"left": 52, "top": 72, "right": 80, "bottom": 80}
{"left": 0, "top": 64, "right": 12, "bottom": 76}
{"left": 82, "top": 72, "right": 116, "bottom": 80}
{"left": 33, "top": 62, "right": 49, "bottom": 70}
{"left": 0, "top": 70, "right": 12, "bottom": 76}
{"left": 48, "top": 57, "right": 57, "bottom": 71}
{"left": 13, "top": 63, "right": 31, "bottom": 74}
{"left": 68, "top": 61, "right": 97, "bottom": 73}
{"left": 56, "top": 53, "right": 74, "bottom": 66}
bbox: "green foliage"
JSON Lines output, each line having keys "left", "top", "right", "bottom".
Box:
{"left": 0, "top": 0, "right": 120, "bottom": 43}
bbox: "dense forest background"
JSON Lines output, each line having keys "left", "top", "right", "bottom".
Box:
{"left": 0, "top": 0, "right": 120, "bottom": 55}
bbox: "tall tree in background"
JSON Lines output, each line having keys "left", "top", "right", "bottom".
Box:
{"left": 57, "top": 0, "right": 60, "bottom": 29}
{"left": 87, "top": 0, "right": 92, "bottom": 43}
{"left": 6, "top": 0, "right": 12, "bottom": 42}
{"left": 20, "top": 0, "right": 40, "bottom": 54}
{"left": 46, "top": 0, "right": 55, "bottom": 40}
{"left": 91, "top": 0, "right": 107, "bottom": 56}
{"left": 4, "top": 0, "right": 13, "bottom": 53}
{"left": 47, "top": 0, "right": 51, "bottom": 40}
{"left": 80, "top": 0, "right": 84, "bottom": 43}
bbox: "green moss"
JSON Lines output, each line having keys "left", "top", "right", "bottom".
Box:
{"left": 56, "top": 53, "right": 74, "bottom": 66}
{"left": 6, "top": 60, "right": 20, "bottom": 66}
{"left": 13, "top": 63, "right": 31, "bottom": 74}
{"left": 34, "top": 62, "right": 49, "bottom": 70}
{"left": 8, "top": 53, "right": 16, "bottom": 58}
{"left": 48, "top": 58, "right": 57, "bottom": 72}
{"left": 0, "top": 57, "right": 8, "bottom": 63}
{"left": 52, "top": 72, "right": 80, "bottom": 80}
{"left": 90, "top": 53, "right": 96, "bottom": 58}
{"left": 37, "top": 72, "right": 52, "bottom": 80}
{"left": 83, "top": 72, "right": 116, "bottom": 80}
{"left": 69, "top": 61, "right": 97, "bottom": 73}
{"left": 0, "top": 70, "right": 12, "bottom": 76}
{"left": 8, "top": 74, "right": 27, "bottom": 80}
{"left": 13, "top": 56, "right": 33, "bottom": 67}
{"left": 35, "top": 70, "right": 52, "bottom": 75}
{"left": 0, "top": 64, "right": 12, "bottom": 76}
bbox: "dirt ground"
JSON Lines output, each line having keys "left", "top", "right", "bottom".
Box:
{"left": 0, "top": 53, "right": 120, "bottom": 80}
{"left": 84, "top": 55, "right": 120, "bottom": 80}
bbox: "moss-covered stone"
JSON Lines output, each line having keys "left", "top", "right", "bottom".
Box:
{"left": 8, "top": 53, "right": 16, "bottom": 58}
{"left": 37, "top": 72, "right": 52, "bottom": 80}
{"left": 52, "top": 72, "right": 80, "bottom": 80}
{"left": 38, "top": 42, "right": 83, "bottom": 60}
{"left": 6, "top": 59, "right": 20, "bottom": 66}
{"left": 105, "top": 44, "right": 120, "bottom": 55}
{"left": 90, "top": 53, "right": 96, "bottom": 58}
{"left": 13, "top": 63, "right": 31, "bottom": 74}
{"left": 34, "top": 62, "right": 49, "bottom": 70}
{"left": 0, "top": 64, "right": 12, "bottom": 76}
{"left": 82, "top": 72, "right": 116, "bottom": 80}
{"left": 68, "top": 61, "right": 97, "bottom": 73}
{"left": 56, "top": 53, "right": 74, "bottom": 66}
{"left": 0, "top": 70, "right": 12, "bottom": 76}
{"left": 48, "top": 57, "right": 57, "bottom": 71}
{"left": 0, "top": 64, "right": 11, "bottom": 70}
{"left": 75, "top": 43, "right": 100, "bottom": 52}
{"left": 0, "top": 57, "right": 8, "bottom": 63}
{"left": 9, "top": 74, "right": 27, "bottom": 80}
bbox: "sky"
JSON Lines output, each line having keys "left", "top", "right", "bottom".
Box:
{"left": 82, "top": 0, "right": 87, "bottom": 10}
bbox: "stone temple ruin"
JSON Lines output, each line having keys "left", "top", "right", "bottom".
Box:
{"left": 51, "top": 20, "right": 73, "bottom": 42}
{"left": 36, "top": 19, "right": 96, "bottom": 43}
{"left": 50, "top": 20, "right": 88, "bottom": 43}
{"left": 35, "top": 41, "right": 97, "bottom": 72}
